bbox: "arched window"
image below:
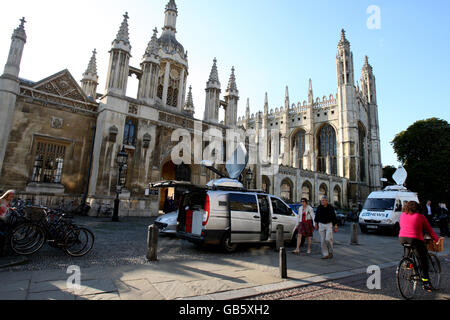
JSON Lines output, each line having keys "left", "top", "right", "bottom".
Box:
{"left": 333, "top": 186, "right": 341, "bottom": 208}
{"left": 280, "top": 179, "right": 293, "bottom": 203}
{"left": 293, "top": 130, "right": 306, "bottom": 169}
{"left": 359, "top": 124, "right": 366, "bottom": 182}
{"left": 301, "top": 181, "right": 312, "bottom": 202}
{"left": 124, "top": 119, "right": 137, "bottom": 146}
{"left": 319, "top": 184, "right": 328, "bottom": 199}
{"left": 317, "top": 124, "right": 337, "bottom": 175}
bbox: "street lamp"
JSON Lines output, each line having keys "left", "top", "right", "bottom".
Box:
{"left": 245, "top": 168, "right": 253, "bottom": 189}
{"left": 112, "top": 146, "right": 128, "bottom": 222}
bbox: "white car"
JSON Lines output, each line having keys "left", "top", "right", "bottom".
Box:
{"left": 155, "top": 211, "right": 178, "bottom": 236}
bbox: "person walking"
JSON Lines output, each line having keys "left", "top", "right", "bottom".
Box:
{"left": 399, "top": 201, "right": 440, "bottom": 292}
{"left": 423, "top": 200, "right": 434, "bottom": 225}
{"left": 438, "top": 202, "right": 449, "bottom": 237}
{"left": 314, "top": 196, "right": 338, "bottom": 259}
{"left": 292, "top": 198, "right": 315, "bottom": 255}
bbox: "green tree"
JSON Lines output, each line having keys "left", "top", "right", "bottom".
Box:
{"left": 391, "top": 118, "right": 450, "bottom": 205}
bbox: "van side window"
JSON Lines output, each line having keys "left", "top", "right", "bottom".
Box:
{"left": 271, "top": 198, "right": 292, "bottom": 216}
{"left": 229, "top": 194, "right": 258, "bottom": 213}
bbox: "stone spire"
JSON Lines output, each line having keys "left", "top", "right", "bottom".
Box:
{"left": 81, "top": 49, "right": 99, "bottom": 99}
{"left": 308, "top": 79, "right": 314, "bottom": 104}
{"left": 112, "top": 12, "right": 131, "bottom": 51}
{"left": 163, "top": 0, "right": 178, "bottom": 33}
{"left": 3, "top": 17, "right": 27, "bottom": 78}
{"left": 13, "top": 17, "right": 27, "bottom": 42}
{"left": 362, "top": 55, "right": 373, "bottom": 72}
{"left": 284, "top": 85, "right": 290, "bottom": 110}
{"left": 338, "top": 29, "right": 350, "bottom": 47}
{"left": 226, "top": 66, "right": 238, "bottom": 97}
{"left": 206, "top": 58, "right": 220, "bottom": 89}
{"left": 83, "top": 49, "right": 98, "bottom": 77}
{"left": 144, "top": 28, "right": 160, "bottom": 59}
{"left": 184, "top": 85, "right": 195, "bottom": 115}
{"left": 245, "top": 98, "right": 250, "bottom": 119}
{"left": 264, "top": 92, "right": 269, "bottom": 114}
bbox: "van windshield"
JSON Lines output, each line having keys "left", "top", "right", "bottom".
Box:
{"left": 363, "top": 198, "right": 395, "bottom": 211}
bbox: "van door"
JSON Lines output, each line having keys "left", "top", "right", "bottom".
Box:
{"left": 228, "top": 193, "right": 261, "bottom": 243}
{"left": 269, "top": 197, "right": 297, "bottom": 241}
{"left": 257, "top": 195, "right": 271, "bottom": 241}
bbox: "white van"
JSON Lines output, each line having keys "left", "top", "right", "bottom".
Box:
{"left": 152, "top": 179, "right": 299, "bottom": 253}
{"left": 358, "top": 185, "right": 419, "bottom": 234}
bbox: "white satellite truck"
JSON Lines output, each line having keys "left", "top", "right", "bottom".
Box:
{"left": 359, "top": 166, "right": 419, "bottom": 235}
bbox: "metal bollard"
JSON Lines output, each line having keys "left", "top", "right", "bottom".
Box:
{"left": 146, "top": 224, "right": 159, "bottom": 261}
{"left": 350, "top": 223, "right": 359, "bottom": 245}
{"left": 280, "top": 247, "right": 287, "bottom": 279}
{"left": 276, "top": 224, "right": 284, "bottom": 251}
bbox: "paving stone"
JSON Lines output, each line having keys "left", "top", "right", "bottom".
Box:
{"left": 29, "top": 280, "right": 68, "bottom": 293}
{"left": 152, "top": 280, "right": 197, "bottom": 300}
{"left": 0, "top": 280, "right": 29, "bottom": 293}
{"left": 208, "top": 287, "right": 260, "bottom": 300}
{"left": 77, "top": 292, "right": 120, "bottom": 300}
{"left": 27, "top": 290, "right": 76, "bottom": 300}
{"left": 0, "top": 290, "right": 27, "bottom": 300}
{"left": 117, "top": 279, "right": 165, "bottom": 300}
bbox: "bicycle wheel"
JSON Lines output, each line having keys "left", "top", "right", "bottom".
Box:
{"left": 10, "top": 222, "right": 45, "bottom": 256}
{"left": 428, "top": 253, "right": 441, "bottom": 290}
{"left": 396, "top": 258, "right": 418, "bottom": 300}
{"left": 63, "top": 227, "right": 94, "bottom": 257}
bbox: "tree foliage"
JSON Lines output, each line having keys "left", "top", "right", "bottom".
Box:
{"left": 391, "top": 118, "right": 450, "bottom": 205}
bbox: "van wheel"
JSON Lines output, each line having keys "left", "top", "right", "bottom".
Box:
{"left": 360, "top": 225, "right": 368, "bottom": 234}
{"left": 221, "top": 232, "right": 237, "bottom": 253}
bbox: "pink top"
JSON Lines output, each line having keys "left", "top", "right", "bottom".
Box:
{"left": 399, "top": 212, "right": 439, "bottom": 243}
{"left": 0, "top": 201, "right": 10, "bottom": 217}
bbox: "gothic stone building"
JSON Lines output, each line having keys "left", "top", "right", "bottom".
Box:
{"left": 0, "top": 1, "right": 382, "bottom": 216}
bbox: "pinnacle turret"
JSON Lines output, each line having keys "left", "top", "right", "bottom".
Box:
{"left": 144, "top": 28, "right": 160, "bottom": 59}
{"left": 184, "top": 85, "right": 195, "bottom": 114}
{"left": 338, "top": 29, "right": 350, "bottom": 47}
{"left": 83, "top": 49, "right": 98, "bottom": 77}
{"left": 246, "top": 98, "right": 250, "bottom": 119}
{"left": 264, "top": 92, "right": 269, "bottom": 114}
{"left": 13, "top": 17, "right": 27, "bottom": 42}
{"left": 112, "top": 12, "right": 131, "bottom": 51}
{"left": 226, "top": 67, "right": 238, "bottom": 96}
{"left": 206, "top": 58, "right": 220, "bottom": 89}
{"left": 308, "top": 79, "right": 314, "bottom": 104}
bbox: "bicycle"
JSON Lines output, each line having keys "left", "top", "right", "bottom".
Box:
{"left": 9, "top": 206, "right": 95, "bottom": 257}
{"left": 396, "top": 243, "right": 441, "bottom": 300}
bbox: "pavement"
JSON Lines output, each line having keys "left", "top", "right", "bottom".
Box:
{"left": 0, "top": 225, "right": 448, "bottom": 300}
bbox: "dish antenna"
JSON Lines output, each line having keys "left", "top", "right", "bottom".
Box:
{"left": 225, "top": 142, "right": 249, "bottom": 180}
{"left": 392, "top": 165, "right": 407, "bottom": 186}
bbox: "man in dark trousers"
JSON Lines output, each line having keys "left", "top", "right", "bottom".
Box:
{"left": 314, "top": 196, "right": 338, "bottom": 259}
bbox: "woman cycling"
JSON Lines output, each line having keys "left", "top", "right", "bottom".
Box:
{"left": 399, "top": 201, "right": 440, "bottom": 292}
{"left": 0, "top": 190, "right": 16, "bottom": 256}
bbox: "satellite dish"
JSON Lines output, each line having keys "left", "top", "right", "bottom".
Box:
{"left": 392, "top": 166, "right": 407, "bottom": 186}
{"left": 226, "top": 142, "right": 248, "bottom": 180}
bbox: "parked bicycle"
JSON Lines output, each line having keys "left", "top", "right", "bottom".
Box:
{"left": 9, "top": 206, "right": 94, "bottom": 257}
{"left": 396, "top": 242, "right": 441, "bottom": 300}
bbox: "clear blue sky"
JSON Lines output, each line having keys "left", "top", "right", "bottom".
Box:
{"left": 1, "top": 0, "right": 449, "bottom": 168}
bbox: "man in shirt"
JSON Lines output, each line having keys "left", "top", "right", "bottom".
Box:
{"left": 424, "top": 200, "right": 434, "bottom": 225}
{"left": 314, "top": 196, "right": 338, "bottom": 259}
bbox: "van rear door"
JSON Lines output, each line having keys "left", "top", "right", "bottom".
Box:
{"left": 228, "top": 193, "right": 261, "bottom": 243}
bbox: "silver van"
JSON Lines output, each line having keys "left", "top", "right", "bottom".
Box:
{"left": 152, "top": 179, "right": 298, "bottom": 253}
